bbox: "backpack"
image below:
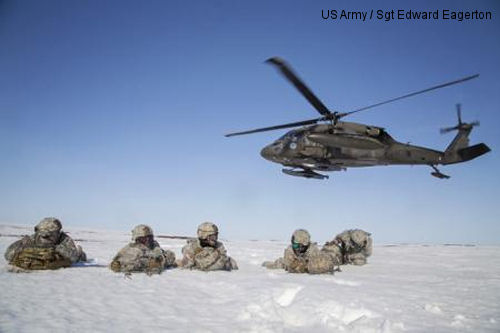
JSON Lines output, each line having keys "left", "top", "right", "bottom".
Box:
{"left": 11, "top": 247, "right": 72, "bottom": 270}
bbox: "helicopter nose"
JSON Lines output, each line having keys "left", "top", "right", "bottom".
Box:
{"left": 260, "top": 145, "right": 274, "bottom": 161}
{"left": 261, "top": 141, "right": 283, "bottom": 161}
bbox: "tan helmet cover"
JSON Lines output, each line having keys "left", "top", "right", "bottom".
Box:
{"left": 131, "top": 224, "right": 154, "bottom": 241}
{"left": 35, "top": 217, "right": 62, "bottom": 233}
{"left": 292, "top": 229, "right": 311, "bottom": 246}
{"left": 197, "top": 222, "right": 218, "bottom": 240}
{"left": 350, "top": 229, "right": 371, "bottom": 246}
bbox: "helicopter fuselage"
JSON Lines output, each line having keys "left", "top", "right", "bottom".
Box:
{"left": 260, "top": 121, "right": 444, "bottom": 171}
{"left": 226, "top": 57, "right": 489, "bottom": 179}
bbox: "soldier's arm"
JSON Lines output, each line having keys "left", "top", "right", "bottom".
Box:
{"left": 286, "top": 258, "right": 308, "bottom": 273}
{"left": 109, "top": 245, "right": 140, "bottom": 273}
{"left": 178, "top": 241, "right": 197, "bottom": 268}
{"left": 151, "top": 242, "right": 176, "bottom": 268}
{"left": 194, "top": 247, "right": 222, "bottom": 270}
{"left": 55, "top": 233, "right": 82, "bottom": 263}
{"left": 109, "top": 258, "right": 122, "bottom": 272}
{"left": 109, "top": 251, "right": 124, "bottom": 272}
{"left": 215, "top": 243, "right": 238, "bottom": 271}
{"left": 284, "top": 247, "right": 308, "bottom": 273}
{"left": 215, "top": 242, "right": 227, "bottom": 255}
{"left": 283, "top": 247, "right": 294, "bottom": 267}
{"left": 144, "top": 248, "right": 166, "bottom": 275}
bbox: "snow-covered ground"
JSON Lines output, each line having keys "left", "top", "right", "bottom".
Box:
{"left": 1, "top": 224, "right": 499, "bottom": 332}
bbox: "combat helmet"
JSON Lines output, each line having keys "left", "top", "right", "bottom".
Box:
{"left": 197, "top": 222, "right": 218, "bottom": 240}
{"left": 35, "top": 217, "right": 62, "bottom": 233}
{"left": 131, "top": 224, "right": 154, "bottom": 241}
{"left": 350, "top": 229, "right": 371, "bottom": 246}
{"left": 292, "top": 229, "right": 311, "bottom": 246}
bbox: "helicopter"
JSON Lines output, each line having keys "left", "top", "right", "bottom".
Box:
{"left": 225, "top": 57, "right": 490, "bottom": 180}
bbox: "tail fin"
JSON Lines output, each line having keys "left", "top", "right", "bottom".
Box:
{"left": 444, "top": 126, "right": 472, "bottom": 154}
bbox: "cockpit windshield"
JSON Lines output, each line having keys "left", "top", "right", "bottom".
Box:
{"left": 277, "top": 132, "right": 290, "bottom": 141}
{"left": 378, "top": 128, "right": 394, "bottom": 142}
{"left": 278, "top": 130, "right": 298, "bottom": 141}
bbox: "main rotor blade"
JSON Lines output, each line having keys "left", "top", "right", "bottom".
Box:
{"left": 225, "top": 117, "right": 323, "bottom": 137}
{"left": 340, "top": 74, "right": 480, "bottom": 118}
{"left": 266, "top": 57, "right": 331, "bottom": 116}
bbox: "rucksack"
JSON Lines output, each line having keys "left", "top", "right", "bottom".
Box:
{"left": 11, "top": 246, "right": 72, "bottom": 270}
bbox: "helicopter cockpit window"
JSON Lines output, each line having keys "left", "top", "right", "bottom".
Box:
{"left": 278, "top": 131, "right": 298, "bottom": 141}
{"left": 377, "top": 129, "right": 394, "bottom": 143}
{"left": 278, "top": 133, "right": 289, "bottom": 141}
{"left": 366, "top": 127, "right": 380, "bottom": 137}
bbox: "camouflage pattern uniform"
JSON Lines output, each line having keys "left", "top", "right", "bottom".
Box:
{"left": 323, "top": 229, "right": 372, "bottom": 266}
{"left": 262, "top": 257, "right": 286, "bottom": 270}
{"left": 263, "top": 229, "right": 334, "bottom": 274}
{"left": 178, "top": 222, "right": 238, "bottom": 271}
{"left": 109, "top": 224, "right": 176, "bottom": 275}
{"left": 4, "top": 217, "right": 87, "bottom": 270}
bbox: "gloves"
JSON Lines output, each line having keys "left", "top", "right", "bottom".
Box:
{"left": 194, "top": 247, "right": 220, "bottom": 270}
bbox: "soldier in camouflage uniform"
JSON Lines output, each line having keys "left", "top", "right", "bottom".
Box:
{"left": 4, "top": 217, "right": 87, "bottom": 270}
{"left": 322, "top": 229, "right": 372, "bottom": 266}
{"left": 177, "top": 222, "right": 238, "bottom": 271}
{"left": 109, "top": 224, "right": 176, "bottom": 275}
{"left": 262, "top": 229, "right": 334, "bottom": 274}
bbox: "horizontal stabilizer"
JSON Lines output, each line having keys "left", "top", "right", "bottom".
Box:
{"left": 457, "top": 143, "right": 491, "bottom": 162}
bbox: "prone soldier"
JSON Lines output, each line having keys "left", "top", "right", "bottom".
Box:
{"left": 177, "top": 222, "right": 238, "bottom": 271}
{"left": 4, "top": 217, "right": 87, "bottom": 270}
{"left": 322, "top": 229, "right": 372, "bottom": 266}
{"left": 263, "top": 229, "right": 334, "bottom": 274}
{"left": 109, "top": 224, "right": 176, "bottom": 275}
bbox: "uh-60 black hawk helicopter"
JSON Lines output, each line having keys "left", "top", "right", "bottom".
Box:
{"left": 225, "top": 57, "right": 491, "bottom": 180}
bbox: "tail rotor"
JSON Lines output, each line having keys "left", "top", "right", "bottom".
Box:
{"left": 440, "top": 104, "right": 480, "bottom": 134}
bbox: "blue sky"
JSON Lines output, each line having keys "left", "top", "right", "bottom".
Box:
{"left": 1, "top": 0, "right": 499, "bottom": 243}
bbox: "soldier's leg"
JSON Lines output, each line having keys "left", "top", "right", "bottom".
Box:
{"left": 262, "top": 257, "right": 284, "bottom": 269}
{"left": 347, "top": 253, "right": 367, "bottom": 265}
